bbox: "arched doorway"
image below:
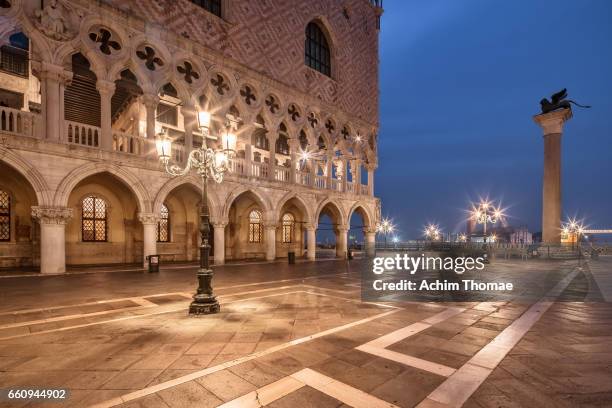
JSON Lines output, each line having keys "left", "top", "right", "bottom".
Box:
{"left": 316, "top": 200, "right": 345, "bottom": 258}
{"left": 276, "top": 196, "right": 309, "bottom": 258}
{"left": 348, "top": 204, "right": 374, "bottom": 256}
{"left": 226, "top": 190, "right": 269, "bottom": 261}
{"left": 0, "top": 161, "right": 39, "bottom": 269}
{"left": 65, "top": 172, "right": 141, "bottom": 265}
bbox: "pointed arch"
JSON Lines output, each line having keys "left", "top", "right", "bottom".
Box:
{"left": 348, "top": 202, "right": 375, "bottom": 230}
{"left": 222, "top": 187, "right": 272, "bottom": 220}
{"left": 53, "top": 162, "right": 151, "bottom": 212}
{"left": 153, "top": 175, "right": 221, "bottom": 221}
{"left": 314, "top": 198, "right": 346, "bottom": 227}
{"left": 0, "top": 147, "right": 51, "bottom": 206}
{"left": 276, "top": 191, "right": 313, "bottom": 225}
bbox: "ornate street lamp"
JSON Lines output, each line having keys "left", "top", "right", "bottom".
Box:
{"left": 562, "top": 218, "right": 585, "bottom": 250}
{"left": 470, "top": 199, "right": 505, "bottom": 242}
{"left": 156, "top": 110, "right": 237, "bottom": 315}
{"left": 424, "top": 223, "right": 441, "bottom": 241}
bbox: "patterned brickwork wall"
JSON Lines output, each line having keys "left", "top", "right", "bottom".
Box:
{"left": 116, "top": 0, "right": 379, "bottom": 125}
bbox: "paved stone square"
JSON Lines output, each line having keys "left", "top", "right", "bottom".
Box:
{"left": 0, "top": 257, "right": 611, "bottom": 407}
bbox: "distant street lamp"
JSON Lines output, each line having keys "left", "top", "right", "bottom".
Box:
{"left": 470, "top": 199, "right": 505, "bottom": 243}
{"left": 424, "top": 223, "right": 441, "bottom": 241}
{"left": 458, "top": 233, "right": 467, "bottom": 243}
{"left": 562, "top": 218, "right": 585, "bottom": 250}
{"left": 156, "top": 111, "right": 237, "bottom": 315}
{"left": 376, "top": 218, "right": 395, "bottom": 249}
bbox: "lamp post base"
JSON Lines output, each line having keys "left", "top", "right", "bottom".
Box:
{"left": 189, "top": 300, "right": 220, "bottom": 315}
{"left": 188, "top": 268, "right": 220, "bottom": 315}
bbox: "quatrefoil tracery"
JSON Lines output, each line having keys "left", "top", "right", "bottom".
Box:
{"left": 136, "top": 46, "right": 164, "bottom": 71}
{"left": 240, "top": 85, "right": 256, "bottom": 105}
{"left": 89, "top": 28, "right": 121, "bottom": 55}
{"left": 288, "top": 104, "right": 300, "bottom": 121}
{"left": 265, "top": 95, "right": 279, "bottom": 114}
{"left": 307, "top": 112, "right": 318, "bottom": 128}
{"left": 211, "top": 74, "right": 230, "bottom": 95}
{"left": 177, "top": 61, "right": 200, "bottom": 84}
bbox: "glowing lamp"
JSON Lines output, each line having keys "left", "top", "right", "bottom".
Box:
{"left": 223, "top": 131, "right": 237, "bottom": 151}
{"left": 197, "top": 110, "right": 211, "bottom": 130}
{"left": 155, "top": 131, "right": 171, "bottom": 163}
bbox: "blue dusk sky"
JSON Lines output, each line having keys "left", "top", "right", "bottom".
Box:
{"left": 375, "top": 0, "right": 612, "bottom": 239}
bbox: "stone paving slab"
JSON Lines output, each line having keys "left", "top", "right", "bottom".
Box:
{"left": 0, "top": 258, "right": 610, "bottom": 407}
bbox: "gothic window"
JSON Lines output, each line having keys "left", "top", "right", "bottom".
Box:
{"left": 82, "top": 196, "right": 107, "bottom": 242}
{"left": 190, "top": 0, "right": 221, "bottom": 17}
{"left": 317, "top": 136, "right": 326, "bottom": 150}
{"left": 305, "top": 22, "right": 331, "bottom": 76}
{"left": 299, "top": 131, "right": 308, "bottom": 150}
{"left": 158, "top": 204, "right": 170, "bottom": 242}
{"left": 253, "top": 128, "right": 270, "bottom": 150}
{"left": 282, "top": 213, "right": 295, "bottom": 243}
{"left": 0, "top": 190, "right": 9, "bottom": 241}
{"left": 248, "top": 209, "right": 262, "bottom": 243}
{"left": 276, "top": 135, "right": 289, "bottom": 155}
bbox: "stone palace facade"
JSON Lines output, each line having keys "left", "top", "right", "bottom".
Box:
{"left": 0, "top": 0, "right": 382, "bottom": 273}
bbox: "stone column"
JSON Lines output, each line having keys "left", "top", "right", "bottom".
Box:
{"left": 264, "top": 224, "right": 277, "bottom": 261}
{"left": 182, "top": 102, "right": 196, "bottom": 157}
{"left": 367, "top": 166, "right": 375, "bottom": 196}
{"left": 245, "top": 143, "right": 253, "bottom": 177}
{"left": 31, "top": 206, "right": 73, "bottom": 274}
{"left": 213, "top": 221, "right": 226, "bottom": 265}
{"left": 341, "top": 159, "right": 348, "bottom": 192}
{"left": 138, "top": 213, "right": 158, "bottom": 268}
{"left": 289, "top": 139, "right": 298, "bottom": 183}
{"left": 97, "top": 80, "right": 116, "bottom": 151}
{"left": 142, "top": 93, "right": 159, "bottom": 136}
{"left": 268, "top": 135, "right": 277, "bottom": 181}
{"left": 336, "top": 226, "right": 348, "bottom": 259}
{"left": 533, "top": 109, "right": 572, "bottom": 243}
{"left": 365, "top": 229, "right": 376, "bottom": 257}
{"left": 326, "top": 153, "right": 333, "bottom": 189}
{"left": 40, "top": 63, "right": 71, "bottom": 142}
{"left": 353, "top": 160, "right": 361, "bottom": 194}
{"left": 306, "top": 224, "right": 317, "bottom": 261}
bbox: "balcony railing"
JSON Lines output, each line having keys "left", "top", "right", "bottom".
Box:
{"left": 274, "top": 166, "right": 290, "bottom": 182}
{"left": 0, "top": 106, "right": 38, "bottom": 138}
{"left": 66, "top": 121, "right": 100, "bottom": 148}
{"left": 5, "top": 116, "right": 373, "bottom": 195}
{"left": 113, "top": 131, "right": 146, "bottom": 155}
{"left": 251, "top": 161, "right": 269, "bottom": 178}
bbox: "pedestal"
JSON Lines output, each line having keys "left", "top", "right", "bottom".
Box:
{"left": 533, "top": 109, "right": 572, "bottom": 244}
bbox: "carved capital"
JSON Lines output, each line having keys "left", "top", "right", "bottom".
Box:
{"left": 211, "top": 220, "right": 228, "bottom": 228}
{"left": 304, "top": 223, "right": 317, "bottom": 231}
{"left": 141, "top": 93, "right": 159, "bottom": 110}
{"left": 96, "top": 79, "right": 116, "bottom": 96}
{"left": 31, "top": 206, "right": 73, "bottom": 225}
{"left": 138, "top": 212, "right": 158, "bottom": 225}
{"left": 533, "top": 108, "right": 572, "bottom": 135}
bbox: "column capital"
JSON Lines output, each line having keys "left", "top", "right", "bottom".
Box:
{"left": 96, "top": 79, "right": 116, "bottom": 95}
{"left": 141, "top": 93, "right": 159, "bottom": 109}
{"left": 363, "top": 227, "right": 377, "bottom": 234}
{"left": 138, "top": 212, "right": 159, "bottom": 225}
{"left": 533, "top": 108, "right": 572, "bottom": 135}
{"left": 264, "top": 223, "right": 278, "bottom": 230}
{"left": 304, "top": 223, "right": 318, "bottom": 231}
{"left": 336, "top": 225, "right": 349, "bottom": 233}
{"left": 212, "top": 220, "right": 228, "bottom": 228}
{"left": 31, "top": 206, "right": 73, "bottom": 225}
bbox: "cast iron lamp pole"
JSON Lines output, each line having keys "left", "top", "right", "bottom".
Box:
{"left": 156, "top": 111, "right": 237, "bottom": 315}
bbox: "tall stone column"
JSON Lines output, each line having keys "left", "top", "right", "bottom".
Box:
{"left": 326, "top": 153, "right": 333, "bottom": 189}
{"left": 245, "top": 144, "right": 253, "bottom": 176}
{"left": 213, "top": 221, "right": 226, "bottom": 265}
{"left": 138, "top": 213, "right": 158, "bottom": 268}
{"left": 365, "top": 228, "right": 376, "bottom": 257}
{"left": 336, "top": 226, "right": 348, "bottom": 259}
{"left": 97, "top": 80, "right": 116, "bottom": 151}
{"left": 352, "top": 160, "right": 361, "bottom": 194}
{"left": 40, "top": 63, "right": 71, "bottom": 142}
{"left": 533, "top": 109, "right": 572, "bottom": 243}
{"left": 31, "top": 206, "right": 73, "bottom": 274}
{"left": 306, "top": 224, "right": 317, "bottom": 260}
{"left": 264, "top": 224, "right": 277, "bottom": 261}
{"left": 289, "top": 139, "right": 298, "bottom": 183}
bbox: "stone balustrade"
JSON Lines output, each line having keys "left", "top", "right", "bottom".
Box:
{"left": 0, "top": 106, "right": 38, "bottom": 138}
